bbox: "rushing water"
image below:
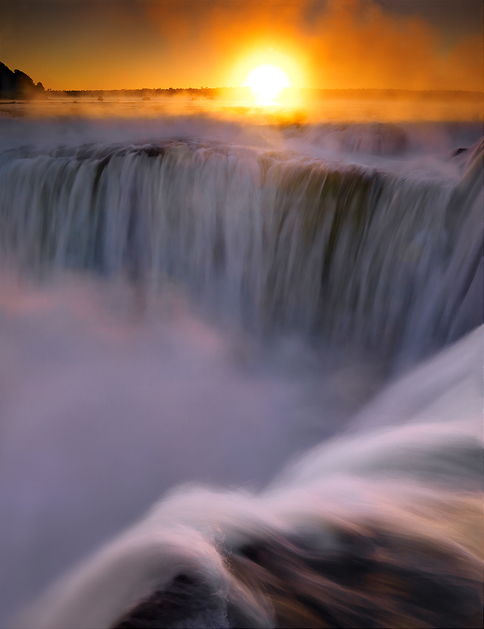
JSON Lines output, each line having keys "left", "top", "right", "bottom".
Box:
{"left": 0, "top": 116, "right": 482, "bottom": 628}
{"left": 0, "top": 133, "right": 481, "bottom": 361}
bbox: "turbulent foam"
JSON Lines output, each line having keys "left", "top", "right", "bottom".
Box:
{"left": 302, "top": 122, "right": 409, "bottom": 155}
{"left": 12, "top": 326, "right": 483, "bottom": 629}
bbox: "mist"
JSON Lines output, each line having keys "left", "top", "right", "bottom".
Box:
{"left": 0, "top": 273, "right": 387, "bottom": 625}
{"left": 5, "top": 277, "right": 481, "bottom": 628}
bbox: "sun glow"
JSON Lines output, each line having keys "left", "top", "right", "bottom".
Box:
{"left": 243, "top": 64, "right": 291, "bottom": 104}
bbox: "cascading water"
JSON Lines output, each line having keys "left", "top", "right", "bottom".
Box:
{"left": 0, "top": 119, "right": 482, "bottom": 629}
{"left": 0, "top": 137, "right": 481, "bottom": 362}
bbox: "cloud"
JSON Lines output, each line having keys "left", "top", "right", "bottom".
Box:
{"left": 143, "top": 0, "right": 483, "bottom": 90}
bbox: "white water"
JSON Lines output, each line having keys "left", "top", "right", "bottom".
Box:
{"left": 12, "top": 324, "right": 483, "bottom": 629}
{"left": 0, "top": 116, "right": 482, "bottom": 627}
{"left": 0, "top": 123, "right": 481, "bottom": 362}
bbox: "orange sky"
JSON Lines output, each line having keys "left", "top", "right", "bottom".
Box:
{"left": 1, "top": 0, "right": 482, "bottom": 91}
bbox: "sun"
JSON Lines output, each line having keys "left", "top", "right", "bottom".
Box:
{"left": 243, "top": 64, "right": 291, "bottom": 104}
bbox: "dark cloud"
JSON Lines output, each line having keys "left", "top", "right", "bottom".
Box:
{"left": 376, "top": 0, "right": 483, "bottom": 45}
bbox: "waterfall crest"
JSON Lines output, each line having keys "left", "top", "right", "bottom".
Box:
{"left": 1, "top": 140, "right": 481, "bottom": 360}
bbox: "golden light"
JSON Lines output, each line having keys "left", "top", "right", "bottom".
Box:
{"left": 243, "top": 64, "right": 291, "bottom": 104}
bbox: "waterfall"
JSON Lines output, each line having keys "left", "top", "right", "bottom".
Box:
{"left": 0, "top": 139, "right": 481, "bottom": 361}
{"left": 0, "top": 123, "right": 482, "bottom": 628}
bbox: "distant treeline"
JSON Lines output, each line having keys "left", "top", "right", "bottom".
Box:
{"left": 0, "top": 62, "right": 45, "bottom": 99}
{"left": 47, "top": 87, "right": 231, "bottom": 99}
{"left": 45, "top": 87, "right": 482, "bottom": 101}
{"left": 41, "top": 87, "right": 255, "bottom": 103}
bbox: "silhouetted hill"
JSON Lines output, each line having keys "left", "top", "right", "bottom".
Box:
{"left": 0, "top": 62, "right": 45, "bottom": 99}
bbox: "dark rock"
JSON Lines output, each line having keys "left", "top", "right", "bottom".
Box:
{"left": 0, "top": 61, "right": 45, "bottom": 99}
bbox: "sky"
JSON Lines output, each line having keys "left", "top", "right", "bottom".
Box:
{"left": 0, "top": 0, "right": 482, "bottom": 91}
